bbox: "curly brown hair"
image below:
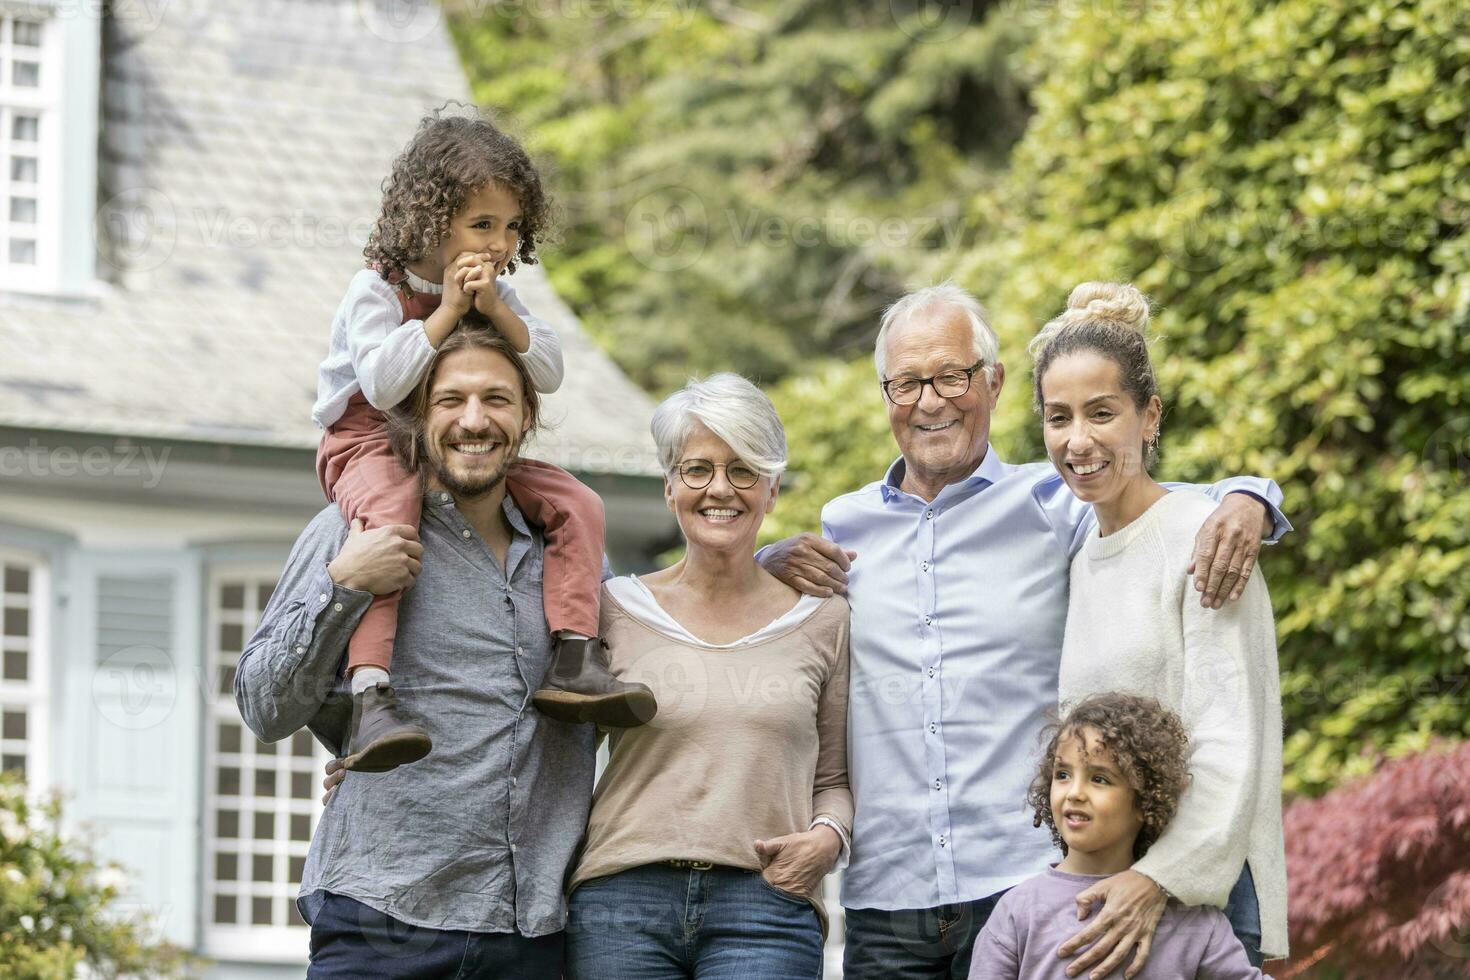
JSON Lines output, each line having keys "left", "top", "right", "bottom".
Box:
{"left": 363, "top": 104, "right": 553, "bottom": 280}
{"left": 1027, "top": 692, "right": 1191, "bottom": 861}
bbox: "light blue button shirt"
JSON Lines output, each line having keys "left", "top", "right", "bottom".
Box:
{"left": 820, "top": 445, "right": 1288, "bottom": 911}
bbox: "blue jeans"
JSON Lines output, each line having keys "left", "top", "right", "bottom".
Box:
{"left": 565, "top": 864, "right": 824, "bottom": 979}
{"left": 843, "top": 890, "right": 1009, "bottom": 980}
{"left": 1222, "top": 863, "right": 1265, "bottom": 968}
{"left": 305, "top": 892, "right": 563, "bottom": 979}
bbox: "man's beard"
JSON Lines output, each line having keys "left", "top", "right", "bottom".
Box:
{"left": 428, "top": 431, "right": 520, "bottom": 499}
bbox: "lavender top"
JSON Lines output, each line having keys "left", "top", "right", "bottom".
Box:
{"left": 970, "top": 866, "right": 1266, "bottom": 979}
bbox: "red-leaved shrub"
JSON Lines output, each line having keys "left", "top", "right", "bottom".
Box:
{"left": 1280, "top": 740, "right": 1470, "bottom": 978}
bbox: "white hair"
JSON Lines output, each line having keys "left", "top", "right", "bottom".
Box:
{"left": 650, "top": 373, "right": 788, "bottom": 479}
{"left": 874, "top": 281, "right": 1000, "bottom": 386}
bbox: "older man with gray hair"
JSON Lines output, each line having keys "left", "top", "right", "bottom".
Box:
{"left": 759, "top": 282, "right": 1291, "bottom": 979}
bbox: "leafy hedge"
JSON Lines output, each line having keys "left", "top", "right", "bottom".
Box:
{"left": 770, "top": 0, "right": 1470, "bottom": 796}
{"left": 0, "top": 773, "right": 191, "bottom": 978}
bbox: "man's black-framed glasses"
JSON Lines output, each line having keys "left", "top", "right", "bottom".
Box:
{"left": 675, "top": 458, "right": 762, "bottom": 490}
{"left": 881, "top": 361, "right": 986, "bottom": 406}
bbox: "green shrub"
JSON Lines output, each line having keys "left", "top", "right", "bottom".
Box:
{"left": 0, "top": 772, "right": 194, "bottom": 979}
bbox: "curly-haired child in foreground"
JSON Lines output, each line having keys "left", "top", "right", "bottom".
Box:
{"left": 969, "top": 693, "right": 1266, "bottom": 979}
{"left": 312, "top": 109, "right": 655, "bottom": 773}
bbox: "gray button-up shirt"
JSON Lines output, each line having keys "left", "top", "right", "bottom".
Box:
{"left": 235, "top": 492, "right": 596, "bottom": 936}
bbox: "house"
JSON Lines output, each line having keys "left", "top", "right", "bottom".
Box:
{"left": 0, "top": 0, "right": 671, "bottom": 974}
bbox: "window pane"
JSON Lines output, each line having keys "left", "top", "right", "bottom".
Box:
{"left": 10, "top": 157, "right": 35, "bottom": 182}
{"left": 252, "top": 854, "right": 273, "bottom": 883}
{"left": 217, "top": 722, "right": 241, "bottom": 754}
{"left": 9, "top": 197, "right": 34, "bottom": 223}
{"left": 3, "top": 650, "right": 26, "bottom": 681}
{"left": 253, "top": 812, "right": 274, "bottom": 840}
{"left": 290, "top": 813, "right": 310, "bottom": 842}
{"left": 3, "top": 606, "right": 27, "bottom": 636}
{"left": 216, "top": 809, "right": 239, "bottom": 839}
{"left": 214, "top": 851, "right": 236, "bottom": 882}
{"left": 8, "top": 238, "right": 34, "bottom": 265}
{"left": 11, "top": 61, "right": 37, "bottom": 87}
{"left": 213, "top": 894, "right": 236, "bottom": 925}
{"left": 11, "top": 115, "right": 35, "bottom": 141}
{"left": 1, "top": 753, "right": 23, "bottom": 773}
{"left": 3, "top": 565, "right": 27, "bottom": 592}
{"left": 216, "top": 767, "right": 240, "bottom": 796}
{"left": 252, "top": 897, "right": 272, "bottom": 925}
{"left": 12, "top": 21, "right": 40, "bottom": 46}
{"left": 291, "top": 771, "right": 311, "bottom": 800}
{"left": 2, "top": 709, "right": 24, "bottom": 740}
{"left": 254, "top": 769, "right": 276, "bottom": 797}
{"left": 218, "top": 622, "right": 242, "bottom": 651}
{"left": 220, "top": 584, "right": 244, "bottom": 610}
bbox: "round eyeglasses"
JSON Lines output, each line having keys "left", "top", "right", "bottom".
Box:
{"left": 881, "top": 361, "right": 985, "bottom": 406}
{"left": 675, "top": 458, "right": 762, "bottom": 490}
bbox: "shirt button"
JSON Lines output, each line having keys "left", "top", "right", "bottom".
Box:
{"left": 939, "top": 836, "right": 947, "bottom": 847}
{"left": 295, "top": 645, "right": 305, "bottom": 654}
{"left": 927, "top": 667, "right": 936, "bottom": 678}
{"left": 510, "top": 844, "right": 517, "bottom": 854}
{"left": 933, "top": 779, "right": 941, "bottom": 790}
{"left": 462, "top": 529, "right": 472, "bottom": 538}
{"left": 511, "top": 776, "right": 518, "bottom": 786}
{"left": 440, "top": 492, "right": 450, "bottom": 502}
{"left": 318, "top": 593, "right": 328, "bottom": 603}
{"left": 921, "top": 561, "right": 929, "bottom": 571}
{"left": 929, "top": 723, "right": 937, "bottom": 734}
{"left": 926, "top": 510, "right": 933, "bottom": 520}
{"left": 334, "top": 602, "right": 343, "bottom": 612}
{"left": 516, "top": 646, "right": 523, "bottom": 657}
{"left": 924, "top": 615, "right": 932, "bottom": 625}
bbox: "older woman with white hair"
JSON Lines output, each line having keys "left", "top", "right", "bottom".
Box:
{"left": 564, "top": 373, "right": 852, "bottom": 980}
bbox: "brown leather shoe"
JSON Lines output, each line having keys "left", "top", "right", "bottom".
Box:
{"left": 342, "top": 684, "right": 432, "bottom": 773}
{"left": 532, "top": 637, "right": 657, "bottom": 728}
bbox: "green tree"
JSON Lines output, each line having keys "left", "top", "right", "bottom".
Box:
{"left": 945, "top": 0, "right": 1470, "bottom": 795}
{"left": 0, "top": 773, "right": 194, "bottom": 978}
{"left": 452, "top": 0, "right": 1035, "bottom": 390}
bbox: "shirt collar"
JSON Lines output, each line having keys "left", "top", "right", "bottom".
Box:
{"left": 425, "top": 488, "right": 533, "bottom": 538}
{"left": 880, "top": 443, "right": 1008, "bottom": 503}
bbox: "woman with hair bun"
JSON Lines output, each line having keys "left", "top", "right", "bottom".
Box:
{"left": 1029, "top": 283, "right": 1288, "bottom": 975}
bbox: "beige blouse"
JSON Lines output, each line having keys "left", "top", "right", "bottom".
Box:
{"left": 569, "top": 581, "right": 853, "bottom": 911}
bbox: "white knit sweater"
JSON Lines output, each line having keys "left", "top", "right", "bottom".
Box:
{"left": 1057, "top": 489, "right": 1288, "bottom": 959}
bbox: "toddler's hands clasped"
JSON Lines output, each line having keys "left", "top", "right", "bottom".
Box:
{"left": 462, "top": 252, "right": 506, "bottom": 319}
{"left": 441, "top": 250, "right": 498, "bottom": 317}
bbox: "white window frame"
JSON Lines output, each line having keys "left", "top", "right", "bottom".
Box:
{"left": 201, "top": 562, "right": 327, "bottom": 963}
{"left": 0, "top": 9, "right": 60, "bottom": 292}
{"left": 0, "top": 545, "right": 48, "bottom": 789}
